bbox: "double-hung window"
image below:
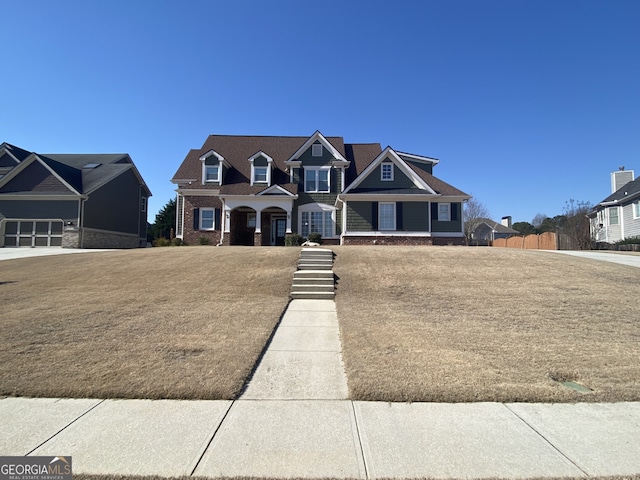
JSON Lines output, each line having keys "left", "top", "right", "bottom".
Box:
{"left": 200, "top": 208, "right": 215, "bottom": 230}
{"left": 305, "top": 168, "right": 330, "bottom": 193}
{"left": 379, "top": 202, "right": 396, "bottom": 230}
{"left": 381, "top": 162, "right": 394, "bottom": 181}
{"left": 205, "top": 165, "right": 219, "bottom": 183}
{"left": 438, "top": 203, "right": 451, "bottom": 221}
{"left": 253, "top": 167, "right": 268, "bottom": 184}
{"left": 634, "top": 201, "right": 640, "bottom": 219}
{"left": 609, "top": 207, "right": 619, "bottom": 225}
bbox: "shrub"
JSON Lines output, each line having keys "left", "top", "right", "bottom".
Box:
{"left": 171, "top": 237, "right": 183, "bottom": 246}
{"left": 285, "top": 233, "right": 303, "bottom": 246}
{"left": 308, "top": 232, "right": 322, "bottom": 244}
{"left": 616, "top": 236, "right": 640, "bottom": 245}
{"left": 198, "top": 236, "right": 210, "bottom": 245}
{"left": 153, "top": 237, "right": 171, "bottom": 247}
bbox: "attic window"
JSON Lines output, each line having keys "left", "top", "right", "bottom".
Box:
{"left": 83, "top": 163, "right": 101, "bottom": 169}
{"left": 312, "top": 144, "right": 323, "bottom": 157}
{"left": 381, "top": 162, "right": 394, "bottom": 181}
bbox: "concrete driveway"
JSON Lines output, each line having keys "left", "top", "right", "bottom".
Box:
{"left": 0, "top": 247, "right": 115, "bottom": 261}
{"left": 548, "top": 250, "right": 640, "bottom": 268}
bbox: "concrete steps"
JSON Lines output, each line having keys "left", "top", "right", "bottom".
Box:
{"left": 291, "top": 249, "right": 335, "bottom": 300}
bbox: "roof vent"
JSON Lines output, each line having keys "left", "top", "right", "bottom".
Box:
{"left": 82, "top": 163, "right": 101, "bottom": 169}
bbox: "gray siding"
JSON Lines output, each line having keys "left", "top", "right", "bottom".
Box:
{"left": 431, "top": 202, "right": 463, "bottom": 233}
{"left": 0, "top": 199, "right": 80, "bottom": 222}
{"left": 0, "top": 153, "right": 18, "bottom": 168}
{"left": 84, "top": 169, "right": 144, "bottom": 235}
{"left": 356, "top": 159, "right": 417, "bottom": 191}
{"left": 623, "top": 202, "right": 640, "bottom": 238}
{"left": 406, "top": 159, "right": 433, "bottom": 175}
{"left": 298, "top": 142, "right": 335, "bottom": 166}
{"left": 346, "top": 202, "right": 373, "bottom": 231}
{"left": 402, "top": 202, "right": 430, "bottom": 231}
{"left": 0, "top": 161, "right": 71, "bottom": 193}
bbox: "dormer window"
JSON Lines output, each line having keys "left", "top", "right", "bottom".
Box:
{"left": 312, "top": 144, "right": 323, "bottom": 157}
{"left": 200, "top": 150, "right": 226, "bottom": 185}
{"left": 249, "top": 151, "right": 274, "bottom": 186}
{"left": 254, "top": 166, "right": 268, "bottom": 184}
{"left": 205, "top": 165, "right": 219, "bottom": 183}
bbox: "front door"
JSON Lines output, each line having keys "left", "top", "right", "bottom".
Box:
{"left": 271, "top": 217, "right": 287, "bottom": 246}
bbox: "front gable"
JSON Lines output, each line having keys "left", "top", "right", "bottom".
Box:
{"left": 0, "top": 156, "right": 79, "bottom": 195}
{"left": 343, "top": 147, "right": 435, "bottom": 194}
{"left": 285, "top": 131, "right": 349, "bottom": 167}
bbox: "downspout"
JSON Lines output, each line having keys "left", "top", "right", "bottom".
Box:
{"left": 79, "top": 198, "right": 86, "bottom": 248}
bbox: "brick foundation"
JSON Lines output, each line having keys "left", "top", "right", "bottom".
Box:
{"left": 81, "top": 228, "right": 142, "bottom": 248}
{"left": 342, "top": 235, "right": 465, "bottom": 246}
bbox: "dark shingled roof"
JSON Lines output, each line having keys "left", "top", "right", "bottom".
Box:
{"left": 596, "top": 176, "right": 640, "bottom": 205}
{"left": 172, "top": 134, "right": 467, "bottom": 198}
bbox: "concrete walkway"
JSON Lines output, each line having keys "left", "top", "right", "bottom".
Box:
{"left": 0, "top": 247, "right": 114, "bottom": 261}
{"left": 242, "top": 299, "right": 348, "bottom": 399}
{"left": 2, "top": 396, "right": 640, "bottom": 478}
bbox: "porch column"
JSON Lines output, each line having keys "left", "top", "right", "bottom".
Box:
{"left": 255, "top": 208, "right": 262, "bottom": 233}
{"left": 286, "top": 209, "right": 292, "bottom": 234}
{"left": 224, "top": 207, "right": 231, "bottom": 233}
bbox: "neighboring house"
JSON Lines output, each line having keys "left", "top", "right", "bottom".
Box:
{"left": 0, "top": 142, "right": 151, "bottom": 248}
{"left": 469, "top": 216, "right": 519, "bottom": 245}
{"left": 171, "top": 132, "right": 470, "bottom": 246}
{"left": 589, "top": 169, "right": 640, "bottom": 244}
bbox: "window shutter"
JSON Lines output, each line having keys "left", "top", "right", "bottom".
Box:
{"left": 431, "top": 203, "right": 438, "bottom": 221}
{"left": 452, "top": 203, "right": 459, "bottom": 221}
{"left": 214, "top": 208, "right": 221, "bottom": 230}
{"left": 193, "top": 208, "right": 200, "bottom": 231}
{"left": 396, "top": 202, "right": 403, "bottom": 231}
{"left": 371, "top": 202, "right": 378, "bottom": 230}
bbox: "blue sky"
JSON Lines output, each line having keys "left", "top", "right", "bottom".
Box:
{"left": 3, "top": 0, "right": 639, "bottom": 224}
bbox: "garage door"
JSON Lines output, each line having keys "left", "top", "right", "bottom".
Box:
{"left": 3, "top": 220, "right": 63, "bottom": 247}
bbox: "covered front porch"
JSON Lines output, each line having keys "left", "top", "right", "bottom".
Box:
{"left": 221, "top": 194, "right": 296, "bottom": 246}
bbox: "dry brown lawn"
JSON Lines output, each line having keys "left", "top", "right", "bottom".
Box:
{"left": 333, "top": 246, "right": 640, "bottom": 403}
{"left": 0, "top": 247, "right": 298, "bottom": 400}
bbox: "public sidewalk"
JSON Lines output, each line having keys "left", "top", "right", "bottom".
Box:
{"left": 2, "top": 297, "right": 640, "bottom": 478}
{"left": 2, "top": 397, "right": 640, "bottom": 478}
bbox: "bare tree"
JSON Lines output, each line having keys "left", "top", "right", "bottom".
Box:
{"left": 560, "top": 199, "right": 592, "bottom": 250}
{"left": 463, "top": 198, "right": 491, "bottom": 244}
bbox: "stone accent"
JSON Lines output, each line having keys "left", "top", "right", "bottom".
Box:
{"left": 62, "top": 227, "right": 80, "bottom": 248}
{"left": 254, "top": 232, "right": 262, "bottom": 246}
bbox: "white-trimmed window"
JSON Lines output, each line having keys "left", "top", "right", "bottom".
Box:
{"left": 247, "top": 213, "right": 256, "bottom": 228}
{"left": 200, "top": 208, "right": 215, "bottom": 230}
{"left": 381, "top": 162, "right": 394, "bottom": 181}
{"left": 176, "top": 194, "right": 184, "bottom": 237}
{"left": 379, "top": 202, "right": 396, "bottom": 230}
{"left": 305, "top": 167, "right": 330, "bottom": 193}
{"left": 205, "top": 165, "right": 219, "bottom": 183}
{"left": 633, "top": 201, "right": 640, "bottom": 219}
{"left": 253, "top": 166, "right": 268, "bottom": 184}
{"left": 609, "top": 206, "right": 619, "bottom": 225}
{"left": 312, "top": 144, "right": 323, "bottom": 157}
{"left": 438, "top": 203, "right": 451, "bottom": 221}
{"left": 299, "top": 204, "right": 335, "bottom": 238}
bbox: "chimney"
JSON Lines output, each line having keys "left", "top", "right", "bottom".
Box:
{"left": 501, "top": 216, "right": 512, "bottom": 229}
{"left": 611, "top": 169, "right": 634, "bottom": 193}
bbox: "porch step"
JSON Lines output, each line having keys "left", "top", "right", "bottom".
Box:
{"left": 297, "top": 262, "right": 333, "bottom": 270}
{"left": 291, "top": 291, "right": 335, "bottom": 300}
{"left": 291, "top": 249, "right": 335, "bottom": 299}
{"left": 293, "top": 269, "right": 334, "bottom": 279}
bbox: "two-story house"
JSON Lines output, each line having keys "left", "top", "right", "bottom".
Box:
{"left": 171, "top": 132, "right": 470, "bottom": 246}
{"left": 589, "top": 169, "right": 640, "bottom": 244}
{"left": 0, "top": 142, "right": 151, "bottom": 248}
